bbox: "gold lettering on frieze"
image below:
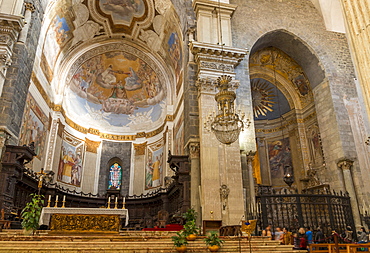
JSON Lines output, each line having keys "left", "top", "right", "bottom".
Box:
{"left": 65, "top": 118, "right": 88, "bottom": 134}
{"left": 146, "top": 123, "right": 165, "bottom": 138}
{"left": 50, "top": 214, "right": 120, "bottom": 232}
{"left": 88, "top": 128, "right": 100, "bottom": 135}
{"left": 136, "top": 132, "right": 145, "bottom": 138}
{"left": 99, "top": 133, "right": 135, "bottom": 141}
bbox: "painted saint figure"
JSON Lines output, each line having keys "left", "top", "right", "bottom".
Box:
{"left": 108, "top": 163, "right": 122, "bottom": 190}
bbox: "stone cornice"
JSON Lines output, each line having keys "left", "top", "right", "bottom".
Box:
{"left": 192, "top": 0, "right": 237, "bottom": 15}
{"left": 190, "top": 41, "right": 248, "bottom": 78}
{"left": 190, "top": 41, "right": 248, "bottom": 62}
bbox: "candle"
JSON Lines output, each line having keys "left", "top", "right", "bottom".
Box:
{"left": 108, "top": 197, "right": 111, "bottom": 203}
{"left": 63, "top": 195, "right": 66, "bottom": 202}
{"left": 48, "top": 195, "right": 51, "bottom": 201}
{"left": 55, "top": 195, "right": 58, "bottom": 202}
{"left": 123, "top": 197, "right": 125, "bottom": 203}
{"left": 115, "top": 196, "right": 117, "bottom": 203}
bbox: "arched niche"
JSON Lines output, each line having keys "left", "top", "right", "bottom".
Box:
{"left": 249, "top": 45, "right": 325, "bottom": 190}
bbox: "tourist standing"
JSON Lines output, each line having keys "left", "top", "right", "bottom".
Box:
{"left": 262, "top": 225, "right": 272, "bottom": 238}
{"left": 306, "top": 227, "right": 313, "bottom": 245}
{"left": 294, "top": 227, "right": 308, "bottom": 250}
{"left": 282, "top": 227, "right": 293, "bottom": 245}
{"left": 315, "top": 227, "right": 325, "bottom": 244}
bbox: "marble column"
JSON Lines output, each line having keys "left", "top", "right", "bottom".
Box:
{"left": 246, "top": 151, "right": 256, "bottom": 214}
{"left": 188, "top": 141, "right": 201, "bottom": 226}
{"left": 337, "top": 159, "right": 361, "bottom": 229}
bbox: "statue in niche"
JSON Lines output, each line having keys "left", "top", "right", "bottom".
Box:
{"left": 108, "top": 163, "right": 122, "bottom": 190}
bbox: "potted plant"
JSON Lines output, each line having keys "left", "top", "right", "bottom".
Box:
{"left": 182, "top": 208, "right": 197, "bottom": 223}
{"left": 21, "top": 193, "right": 44, "bottom": 235}
{"left": 183, "top": 220, "right": 200, "bottom": 241}
{"left": 172, "top": 230, "right": 188, "bottom": 252}
{"left": 204, "top": 231, "right": 224, "bottom": 252}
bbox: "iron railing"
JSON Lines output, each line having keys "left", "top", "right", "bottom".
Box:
{"left": 254, "top": 186, "right": 355, "bottom": 239}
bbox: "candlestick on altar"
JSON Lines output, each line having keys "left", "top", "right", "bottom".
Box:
{"left": 54, "top": 195, "right": 58, "bottom": 208}
{"left": 62, "top": 195, "right": 66, "bottom": 208}
{"left": 122, "top": 197, "right": 126, "bottom": 209}
{"left": 114, "top": 197, "right": 118, "bottom": 209}
{"left": 47, "top": 195, "right": 51, "bottom": 208}
{"left": 107, "top": 197, "right": 111, "bottom": 209}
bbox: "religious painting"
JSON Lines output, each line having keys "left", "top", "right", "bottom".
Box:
{"left": 165, "top": 30, "right": 183, "bottom": 95}
{"left": 41, "top": 1, "right": 72, "bottom": 82}
{"left": 307, "top": 124, "right": 324, "bottom": 167}
{"left": 108, "top": 163, "right": 122, "bottom": 190}
{"left": 57, "top": 132, "right": 84, "bottom": 187}
{"left": 145, "top": 139, "right": 164, "bottom": 190}
{"left": 19, "top": 94, "right": 49, "bottom": 158}
{"left": 66, "top": 50, "right": 166, "bottom": 131}
{"left": 98, "top": 0, "right": 145, "bottom": 24}
{"left": 174, "top": 115, "right": 184, "bottom": 155}
{"left": 268, "top": 137, "right": 293, "bottom": 186}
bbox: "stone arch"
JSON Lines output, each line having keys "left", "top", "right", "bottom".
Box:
{"left": 250, "top": 29, "right": 326, "bottom": 89}
{"left": 248, "top": 43, "right": 324, "bottom": 189}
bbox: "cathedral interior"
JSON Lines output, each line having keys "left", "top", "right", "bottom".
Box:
{"left": 0, "top": 0, "right": 369, "bottom": 236}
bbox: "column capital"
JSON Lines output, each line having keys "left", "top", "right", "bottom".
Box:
{"left": 24, "top": 2, "right": 36, "bottom": 12}
{"left": 337, "top": 159, "right": 354, "bottom": 171}
{"left": 188, "top": 142, "right": 200, "bottom": 159}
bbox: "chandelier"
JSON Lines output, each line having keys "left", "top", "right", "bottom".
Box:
{"left": 210, "top": 75, "right": 247, "bottom": 145}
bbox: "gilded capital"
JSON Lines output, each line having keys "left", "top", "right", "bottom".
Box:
{"left": 85, "top": 138, "right": 101, "bottom": 153}
{"left": 337, "top": 159, "right": 354, "bottom": 171}
{"left": 134, "top": 142, "right": 147, "bottom": 156}
{"left": 24, "top": 2, "right": 36, "bottom": 12}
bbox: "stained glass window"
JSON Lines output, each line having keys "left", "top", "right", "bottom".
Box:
{"left": 108, "top": 163, "right": 122, "bottom": 190}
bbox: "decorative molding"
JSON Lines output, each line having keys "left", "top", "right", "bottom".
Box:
{"left": 134, "top": 142, "right": 147, "bottom": 156}
{"left": 45, "top": 118, "right": 59, "bottom": 171}
{"left": 0, "top": 16, "right": 24, "bottom": 72}
{"left": 255, "top": 112, "right": 316, "bottom": 133}
{"left": 85, "top": 138, "right": 100, "bottom": 153}
{"left": 190, "top": 41, "right": 248, "bottom": 79}
{"left": 195, "top": 77, "right": 217, "bottom": 93}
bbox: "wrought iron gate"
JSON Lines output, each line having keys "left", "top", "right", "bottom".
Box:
{"left": 255, "top": 187, "right": 355, "bottom": 237}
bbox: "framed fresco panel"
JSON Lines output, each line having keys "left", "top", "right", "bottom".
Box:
{"left": 57, "top": 132, "right": 84, "bottom": 187}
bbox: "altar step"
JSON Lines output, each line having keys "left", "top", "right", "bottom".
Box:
{"left": 0, "top": 231, "right": 307, "bottom": 253}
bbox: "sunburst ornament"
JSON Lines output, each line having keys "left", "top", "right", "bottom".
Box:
{"left": 251, "top": 79, "right": 276, "bottom": 118}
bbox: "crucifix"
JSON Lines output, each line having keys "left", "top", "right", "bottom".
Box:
{"left": 36, "top": 168, "right": 47, "bottom": 195}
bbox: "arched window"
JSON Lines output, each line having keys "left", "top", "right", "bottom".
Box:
{"left": 108, "top": 163, "right": 122, "bottom": 190}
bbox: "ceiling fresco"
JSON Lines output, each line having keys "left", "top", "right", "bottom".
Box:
{"left": 65, "top": 44, "right": 167, "bottom": 132}
{"left": 97, "top": 0, "right": 146, "bottom": 25}
{"left": 37, "top": 0, "right": 183, "bottom": 135}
